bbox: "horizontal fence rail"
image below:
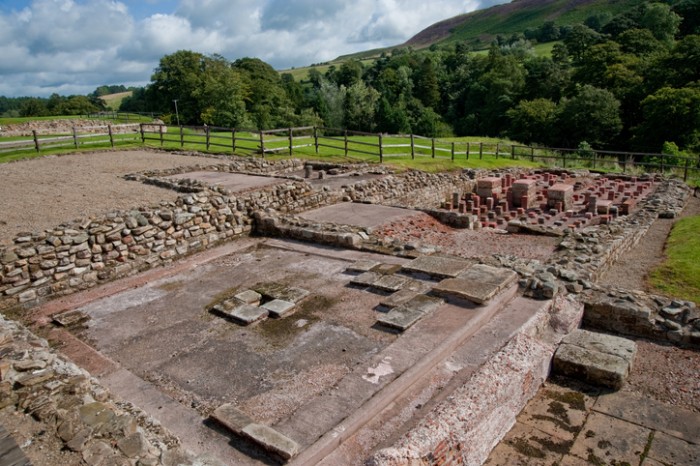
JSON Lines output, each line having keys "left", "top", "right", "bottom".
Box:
{"left": 2, "top": 123, "right": 697, "bottom": 182}
{"left": 0, "top": 124, "right": 141, "bottom": 154}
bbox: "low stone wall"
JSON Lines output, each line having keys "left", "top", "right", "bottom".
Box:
{"left": 0, "top": 315, "right": 208, "bottom": 465}
{"left": 0, "top": 179, "right": 334, "bottom": 311}
{"left": 582, "top": 287, "right": 700, "bottom": 348}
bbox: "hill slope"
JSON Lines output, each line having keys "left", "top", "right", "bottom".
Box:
{"left": 405, "top": 0, "right": 643, "bottom": 48}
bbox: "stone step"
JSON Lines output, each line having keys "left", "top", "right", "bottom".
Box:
{"left": 211, "top": 404, "right": 300, "bottom": 461}
{"left": 553, "top": 329, "right": 637, "bottom": 389}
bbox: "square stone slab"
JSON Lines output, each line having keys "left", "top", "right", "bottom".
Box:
{"left": 235, "top": 289, "right": 262, "bottom": 305}
{"left": 380, "top": 289, "right": 421, "bottom": 309}
{"left": 377, "top": 306, "right": 426, "bottom": 331}
{"left": 52, "top": 310, "right": 89, "bottom": 327}
{"left": 227, "top": 303, "right": 268, "bottom": 326}
{"left": 432, "top": 264, "right": 517, "bottom": 304}
{"left": 345, "top": 260, "right": 381, "bottom": 273}
{"left": 350, "top": 271, "right": 380, "bottom": 287}
{"left": 254, "top": 283, "right": 310, "bottom": 303}
{"left": 372, "top": 274, "right": 412, "bottom": 292}
{"left": 261, "top": 299, "right": 296, "bottom": 318}
{"left": 402, "top": 255, "right": 472, "bottom": 279}
{"left": 403, "top": 294, "right": 443, "bottom": 314}
{"left": 373, "top": 263, "right": 402, "bottom": 275}
{"left": 553, "top": 329, "right": 637, "bottom": 390}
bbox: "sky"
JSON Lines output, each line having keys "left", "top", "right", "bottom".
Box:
{"left": 0, "top": 0, "right": 509, "bottom": 97}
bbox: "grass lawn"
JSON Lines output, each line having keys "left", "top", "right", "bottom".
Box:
{"left": 649, "top": 215, "right": 700, "bottom": 305}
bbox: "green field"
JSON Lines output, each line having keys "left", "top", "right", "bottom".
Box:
{"left": 649, "top": 216, "right": 700, "bottom": 305}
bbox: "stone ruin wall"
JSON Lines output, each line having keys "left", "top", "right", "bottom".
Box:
{"left": 0, "top": 159, "right": 475, "bottom": 311}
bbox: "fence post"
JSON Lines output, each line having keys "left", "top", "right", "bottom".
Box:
{"left": 140, "top": 124, "right": 145, "bottom": 143}
{"left": 379, "top": 133, "right": 384, "bottom": 163}
{"left": 660, "top": 153, "right": 665, "bottom": 173}
{"left": 511, "top": 145, "right": 515, "bottom": 160}
{"left": 179, "top": 125, "right": 184, "bottom": 147}
{"left": 259, "top": 131, "right": 265, "bottom": 157}
{"left": 479, "top": 142, "right": 483, "bottom": 159}
{"left": 32, "top": 130, "right": 40, "bottom": 152}
{"left": 451, "top": 142, "right": 455, "bottom": 161}
{"left": 72, "top": 126, "right": 79, "bottom": 149}
{"left": 466, "top": 142, "right": 470, "bottom": 160}
{"left": 344, "top": 130, "right": 348, "bottom": 158}
{"left": 431, "top": 138, "right": 435, "bottom": 158}
{"left": 495, "top": 142, "right": 499, "bottom": 159}
{"left": 592, "top": 151, "right": 597, "bottom": 169}
{"left": 108, "top": 124, "right": 114, "bottom": 147}
{"left": 159, "top": 125, "right": 164, "bottom": 146}
{"left": 232, "top": 128, "right": 236, "bottom": 154}
{"left": 531, "top": 146, "right": 535, "bottom": 162}
{"left": 684, "top": 157, "right": 689, "bottom": 182}
{"left": 205, "top": 125, "right": 210, "bottom": 151}
{"left": 410, "top": 134, "right": 415, "bottom": 160}
{"left": 314, "top": 127, "right": 319, "bottom": 154}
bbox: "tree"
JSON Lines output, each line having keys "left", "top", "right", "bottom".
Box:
{"left": 19, "top": 98, "right": 49, "bottom": 117}
{"left": 413, "top": 57, "right": 440, "bottom": 109}
{"left": 633, "top": 85, "right": 700, "bottom": 151}
{"left": 506, "top": 98, "right": 558, "bottom": 145}
{"left": 557, "top": 85, "right": 622, "bottom": 147}
{"left": 149, "top": 50, "right": 206, "bottom": 124}
{"left": 617, "top": 28, "right": 663, "bottom": 56}
{"left": 674, "top": 0, "right": 700, "bottom": 35}
{"left": 343, "top": 81, "right": 379, "bottom": 131}
{"left": 194, "top": 57, "right": 248, "bottom": 127}
{"left": 564, "top": 24, "right": 602, "bottom": 62}
{"left": 639, "top": 2, "right": 681, "bottom": 44}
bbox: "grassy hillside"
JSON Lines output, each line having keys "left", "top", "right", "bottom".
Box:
{"left": 280, "top": 0, "right": 644, "bottom": 78}
{"left": 407, "top": 0, "right": 644, "bottom": 48}
{"left": 99, "top": 91, "right": 133, "bottom": 110}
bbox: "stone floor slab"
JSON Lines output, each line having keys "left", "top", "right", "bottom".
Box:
{"left": 350, "top": 271, "right": 380, "bottom": 287}
{"left": 227, "top": 304, "right": 268, "bottom": 325}
{"left": 553, "top": 343, "right": 632, "bottom": 390}
{"left": 345, "top": 260, "right": 380, "bottom": 273}
{"left": 518, "top": 382, "right": 595, "bottom": 442}
{"left": 372, "top": 274, "right": 412, "bottom": 292}
{"left": 261, "top": 299, "right": 296, "bottom": 318}
{"left": 253, "top": 283, "right": 310, "bottom": 303}
{"left": 485, "top": 422, "right": 567, "bottom": 466}
{"left": 234, "top": 290, "right": 262, "bottom": 305}
{"left": 433, "top": 264, "right": 517, "bottom": 304}
{"left": 380, "top": 289, "right": 421, "bottom": 309}
{"left": 594, "top": 391, "right": 700, "bottom": 443}
{"left": 242, "top": 424, "right": 299, "bottom": 460}
{"left": 402, "top": 294, "right": 443, "bottom": 314}
{"left": 561, "top": 329, "right": 637, "bottom": 362}
{"left": 211, "top": 404, "right": 254, "bottom": 435}
{"left": 569, "top": 412, "right": 651, "bottom": 466}
{"left": 401, "top": 255, "right": 472, "bottom": 279}
{"left": 376, "top": 306, "right": 426, "bottom": 331}
{"left": 647, "top": 431, "right": 700, "bottom": 465}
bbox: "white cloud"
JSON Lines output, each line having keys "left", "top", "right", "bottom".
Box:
{"left": 0, "top": 0, "right": 507, "bottom": 97}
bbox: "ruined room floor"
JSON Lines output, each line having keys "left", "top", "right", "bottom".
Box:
{"left": 27, "top": 237, "right": 504, "bottom": 465}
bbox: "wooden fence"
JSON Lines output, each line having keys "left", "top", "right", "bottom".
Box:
{"left": 138, "top": 123, "right": 700, "bottom": 181}
{"left": 0, "top": 124, "right": 141, "bottom": 155}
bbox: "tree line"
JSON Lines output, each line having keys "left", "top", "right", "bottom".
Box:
{"left": 4, "top": 1, "right": 699, "bottom": 155}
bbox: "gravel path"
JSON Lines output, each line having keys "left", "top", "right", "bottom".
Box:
{"left": 0, "top": 150, "right": 211, "bottom": 245}
{"left": 600, "top": 194, "right": 700, "bottom": 291}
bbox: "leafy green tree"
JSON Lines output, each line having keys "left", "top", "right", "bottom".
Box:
{"left": 617, "top": 28, "right": 664, "bottom": 56}
{"left": 633, "top": 85, "right": 700, "bottom": 151}
{"left": 557, "top": 85, "right": 622, "bottom": 147}
{"left": 564, "top": 24, "right": 602, "bottom": 62}
{"left": 194, "top": 57, "right": 248, "bottom": 127}
{"left": 149, "top": 50, "right": 206, "bottom": 124}
{"left": 19, "top": 98, "right": 49, "bottom": 117}
{"left": 523, "top": 56, "right": 570, "bottom": 101}
{"left": 639, "top": 2, "right": 681, "bottom": 44}
{"left": 506, "top": 98, "right": 558, "bottom": 145}
{"left": 317, "top": 79, "right": 346, "bottom": 129}
{"left": 585, "top": 12, "right": 613, "bottom": 32}
{"left": 343, "top": 81, "right": 379, "bottom": 131}
{"left": 233, "top": 57, "right": 292, "bottom": 129}
{"left": 413, "top": 57, "right": 440, "bottom": 109}
{"left": 674, "top": 0, "right": 700, "bottom": 35}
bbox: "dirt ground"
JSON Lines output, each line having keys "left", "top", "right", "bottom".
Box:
{"left": 0, "top": 150, "right": 212, "bottom": 245}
